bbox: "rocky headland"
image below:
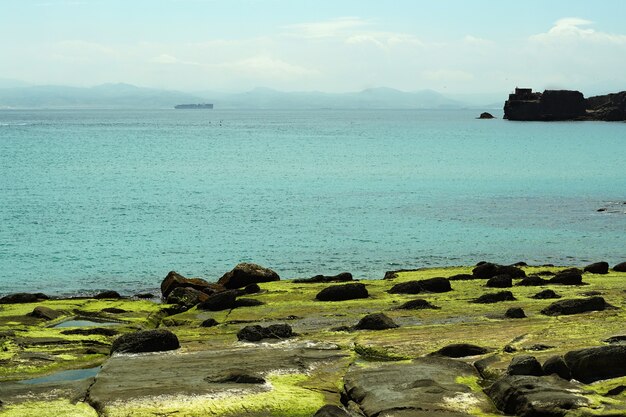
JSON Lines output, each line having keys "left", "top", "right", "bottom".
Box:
{"left": 504, "top": 88, "right": 626, "bottom": 121}
{"left": 1, "top": 261, "right": 626, "bottom": 416}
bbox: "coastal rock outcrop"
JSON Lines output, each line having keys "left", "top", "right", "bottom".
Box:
{"left": 293, "top": 272, "right": 353, "bottom": 283}
{"left": 478, "top": 112, "right": 495, "bottom": 119}
{"left": 160, "top": 271, "right": 217, "bottom": 298}
{"left": 507, "top": 355, "right": 543, "bottom": 376}
{"left": 196, "top": 290, "right": 237, "bottom": 311}
{"left": 388, "top": 277, "right": 451, "bottom": 294}
{"left": 473, "top": 291, "right": 516, "bottom": 304}
{"left": 431, "top": 343, "right": 490, "bottom": 358}
{"left": 354, "top": 313, "right": 398, "bottom": 330}
{"left": 586, "top": 91, "right": 626, "bottom": 121}
{"left": 0, "top": 293, "right": 49, "bottom": 304}
{"left": 111, "top": 329, "right": 180, "bottom": 354}
{"left": 165, "top": 286, "right": 209, "bottom": 308}
{"left": 397, "top": 298, "right": 440, "bottom": 310}
{"left": 217, "top": 263, "right": 280, "bottom": 289}
{"left": 613, "top": 262, "right": 626, "bottom": 272}
{"left": 564, "top": 345, "right": 626, "bottom": 383}
{"left": 584, "top": 261, "right": 609, "bottom": 274}
{"left": 236, "top": 324, "right": 293, "bottom": 342}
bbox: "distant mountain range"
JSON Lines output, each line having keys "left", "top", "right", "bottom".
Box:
{"left": 0, "top": 82, "right": 502, "bottom": 110}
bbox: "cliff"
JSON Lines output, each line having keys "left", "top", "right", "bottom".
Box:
{"left": 504, "top": 88, "right": 626, "bottom": 121}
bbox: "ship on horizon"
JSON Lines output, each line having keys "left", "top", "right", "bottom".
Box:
{"left": 174, "top": 103, "right": 214, "bottom": 109}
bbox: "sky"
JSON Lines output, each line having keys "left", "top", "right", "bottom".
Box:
{"left": 1, "top": 0, "right": 626, "bottom": 95}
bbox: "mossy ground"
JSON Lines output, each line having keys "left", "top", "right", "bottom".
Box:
{"left": 1, "top": 265, "right": 625, "bottom": 416}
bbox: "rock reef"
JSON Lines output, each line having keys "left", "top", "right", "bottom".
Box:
{"left": 504, "top": 87, "right": 626, "bottom": 121}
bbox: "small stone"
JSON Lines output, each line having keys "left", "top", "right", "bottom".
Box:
{"left": 94, "top": 290, "right": 122, "bottom": 299}
{"left": 432, "top": 343, "right": 489, "bottom": 358}
{"left": 473, "top": 291, "right": 516, "bottom": 303}
{"left": 354, "top": 313, "right": 398, "bottom": 330}
{"left": 200, "top": 318, "right": 219, "bottom": 328}
{"left": 505, "top": 307, "right": 526, "bottom": 319}
{"left": 584, "top": 261, "right": 609, "bottom": 274}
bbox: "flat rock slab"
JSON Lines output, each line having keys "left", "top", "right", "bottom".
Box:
{"left": 344, "top": 356, "right": 496, "bottom": 416}
{"left": 88, "top": 344, "right": 349, "bottom": 412}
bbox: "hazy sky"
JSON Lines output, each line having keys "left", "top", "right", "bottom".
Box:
{"left": 2, "top": 0, "right": 626, "bottom": 94}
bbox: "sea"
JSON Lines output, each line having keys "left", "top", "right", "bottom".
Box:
{"left": 0, "top": 109, "right": 624, "bottom": 296}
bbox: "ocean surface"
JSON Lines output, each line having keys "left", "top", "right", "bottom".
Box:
{"left": 1, "top": 109, "right": 624, "bottom": 296}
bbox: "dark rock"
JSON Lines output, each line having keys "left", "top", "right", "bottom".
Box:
{"left": 197, "top": 291, "right": 237, "bottom": 311}
{"left": 447, "top": 273, "right": 475, "bottom": 281}
{"left": 607, "top": 386, "right": 626, "bottom": 396}
{"left": 244, "top": 283, "right": 260, "bottom": 294}
{"left": 354, "top": 313, "right": 398, "bottom": 330}
{"left": 316, "top": 283, "right": 368, "bottom": 301}
{"left": 504, "top": 345, "right": 517, "bottom": 353}
{"left": 505, "top": 307, "right": 526, "bottom": 319}
{"left": 383, "top": 271, "right": 398, "bottom": 280}
{"left": 531, "top": 289, "right": 561, "bottom": 299}
{"left": 397, "top": 298, "right": 440, "bottom": 310}
{"left": 541, "top": 296, "right": 610, "bottom": 316}
{"left": 472, "top": 263, "right": 525, "bottom": 279}
{"left": 61, "top": 328, "right": 119, "bottom": 336}
{"left": 549, "top": 270, "right": 583, "bottom": 285}
{"left": 165, "top": 286, "right": 209, "bottom": 308}
{"left": 478, "top": 112, "right": 495, "bottom": 119}
{"left": 217, "top": 263, "right": 280, "bottom": 289}
{"left": 101, "top": 307, "right": 127, "bottom": 314}
{"left": 0, "top": 292, "right": 49, "bottom": 304}
{"left": 94, "top": 290, "right": 121, "bottom": 299}
{"left": 486, "top": 374, "right": 590, "bottom": 417}
{"left": 512, "top": 261, "right": 528, "bottom": 266}
{"left": 507, "top": 355, "right": 543, "bottom": 376}
{"left": 234, "top": 298, "right": 265, "bottom": 308}
{"left": 160, "top": 271, "right": 215, "bottom": 298}
{"left": 586, "top": 91, "right": 626, "bottom": 121}
{"left": 613, "top": 262, "right": 626, "bottom": 272}
{"left": 516, "top": 275, "right": 548, "bottom": 286}
{"left": 29, "top": 306, "right": 64, "bottom": 320}
{"left": 564, "top": 345, "right": 626, "bottom": 383}
{"left": 542, "top": 355, "right": 571, "bottom": 380}
{"left": 526, "top": 344, "right": 554, "bottom": 351}
{"left": 388, "top": 277, "right": 451, "bottom": 294}
{"left": 536, "top": 270, "right": 555, "bottom": 276}
{"left": 313, "top": 405, "right": 351, "bottom": 417}
{"left": 604, "top": 335, "right": 626, "bottom": 344}
{"left": 473, "top": 291, "right": 516, "bottom": 304}
{"left": 584, "top": 261, "right": 609, "bottom": 274}
{"left": 486, "top": 275, "right": 512, "bottom": 288}
{"left": 504, "top": 88, "right": 587, "bottom": 121}
{"left": 111, "top": 329, "right": 180, "bottom": 354}
{"left": 432, "top": 343, "right": 490, "bottom": 358}
{"left": 134, "top": 293, "right": 155, "bottom": 299}
{"left": 293, "top": 272, "right": 353, "bottom": 283}
{"left": 205, "top": 369, "right": 265, "bottom": 384}
{"left": 200, "top": 318, "right": 219, "bottom": 328}
{"left": 418, "top": 277, "right": 452, "bottom": 292}
{"left": 580, "top": 290, "right": 602, "bottom": 296}
{"left": 476, "top": 260, "right": 487, "bottom": 265}
{"left": 236, "top": 323, "right": 293, "bottom": 341}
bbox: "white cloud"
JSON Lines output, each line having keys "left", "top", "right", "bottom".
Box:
{"left": 531, "top": 17, "right": 626, "bottom": 44}
{"left": 151, "top": 54, "right": 199, "bottom": 66}
{"left": 346, "top": 32, "right": 423, "bottom": 48}
{"left": 463, "top": 35, "right": 494, "bottom": 46}
{"left": 217, "top": 56, "right": 318, "bottom": 77}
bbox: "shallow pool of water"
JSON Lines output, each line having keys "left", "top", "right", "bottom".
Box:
{"left": 53, "top": 319, "right": 120, "bottom": 328}
{"left": 19, "top": 366, "right": 100, "bottom": 384}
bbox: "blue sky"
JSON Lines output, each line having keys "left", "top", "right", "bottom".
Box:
{"left": 2, "top": 0, "right": 626, "bottom": 94}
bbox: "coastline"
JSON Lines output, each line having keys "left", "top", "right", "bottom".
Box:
{"left": 1, "top": 261, "right": 625, "bottom": 416}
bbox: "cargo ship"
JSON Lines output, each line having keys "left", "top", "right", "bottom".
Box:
{"left": 174, "top": 103, "right": 214, "bottom": 109}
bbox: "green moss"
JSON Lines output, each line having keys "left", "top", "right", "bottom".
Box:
{"left": 0, "top": 400, "right": 98, "bottom": 417}
{"left": 354, "top": 343, "right": 410, "bottom": 361}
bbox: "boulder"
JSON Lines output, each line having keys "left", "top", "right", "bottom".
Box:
{"left": 447, "top": 273, "right": 475, "bottom": 281}
{"left": 397, "top": 298, "right": 440, "bottom": 310}
{"left": 94, "top": 290, "right": 121, "bottom": 299}
{"left": 505, "top": 307, "right": 526, "bottom": 319}
{"left": 134, "top": 293, "right": 155, "bottom": 299}
{"left": 160, "top": 271, "right": 214, "bottom": 298}
{"left": 472, "top": 263, "right": 525, "bottom": 279}
{"left": 200, "top": 318, "right": 219, "bottom": 328}
{"left": 316, "top": 283, "right": 368, "bottom": 301}
{"left": 432, "top": 343, "right": 490, "bottom": 358}
{"left": 234, "top": 298, "right": 265, "bottom": 308}
{"left": 584, "top": 261, "right": 609, "bottom": 274}
{"left": 111, "top": 329, "right": 180, "bottom": 354}
{"left": 542, "top": 355, "right": 571, "bottom": 380}
{"left": 388, "top": 277, "right": 451, "bottom": 294}
{"left": 101, "top": 307, "right": 127, "bottom": 314}
{"left": 354, "top": 313, "right": 398, "bottom": 330}
{"left": 516, "top": 275, "right": 548, "bottom": 286}
{"left": 29, "top": 306, "right": 64, "bottom": 321}
{"left": 0, "top": 292, "right": 49, "bottom": 304}
{"left": 313, "top": 405, "right": 351, "bottom": 417}
{"left": 486, "top": 275, "right": 512, "bottom": 288}
{"left": 549, "top": 270, "right": 583, "bottom": 285}
{"left": 540, "top": 296, "right": 611, "bottom": 316}
{"left": 236, "top": 324, "right": 293, "bottom": 342}
{"left": 478, "top": 112, "right": 495, "bottom": 119}
{"left": 473, "top": 291, "right": 516, "bottom": 304}
{"left": 507, "top": 355, "right": 543, "bottom": 376}
{"left": 293, "top": 272, "right": 353, "bottom": 283}
{"left": 244, "top": 283, "right": 261, "bottom": 294}
{"left": 217, "top": 263, "right": 280, "bottom": 289}
{"left": 613, "top": 262, "right": 626, "bottom": 272}
{"left": 165, "top": 286, "right": 209, "bottom": 308}
{"left": 564, "top": 345, "right": 626, "bottom": 383}
{"left": 486, "top": 374, "right": 590, "bottom": 417}
{"left": 531, "top": 289, "right": 561, "bottom": 299}
{"left": 196, "top": 291, "right": 237, "bottom": 311}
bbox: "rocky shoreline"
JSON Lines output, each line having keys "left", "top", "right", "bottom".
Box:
{"left": 1, "top": 261, "right": 626, "bottom": 416}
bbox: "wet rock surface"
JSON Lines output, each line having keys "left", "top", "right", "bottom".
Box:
{"left": 316, "top": 283, "right": 369, "bottom": 301}
{"left": 237, "top": 323, "right": 293, "bottom": 341}
{"left": 217, "top": 262, "right": 280, "bottom": 289}
{"left": 564, "top": 345, "right": 626, "bottom": 383}
{"left": 110, "top": 329, "right": 180, "bottom": 354}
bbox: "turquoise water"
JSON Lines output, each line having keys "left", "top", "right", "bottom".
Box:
{"left": 1, "top": 109, "right": 624, "bottom": 295}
